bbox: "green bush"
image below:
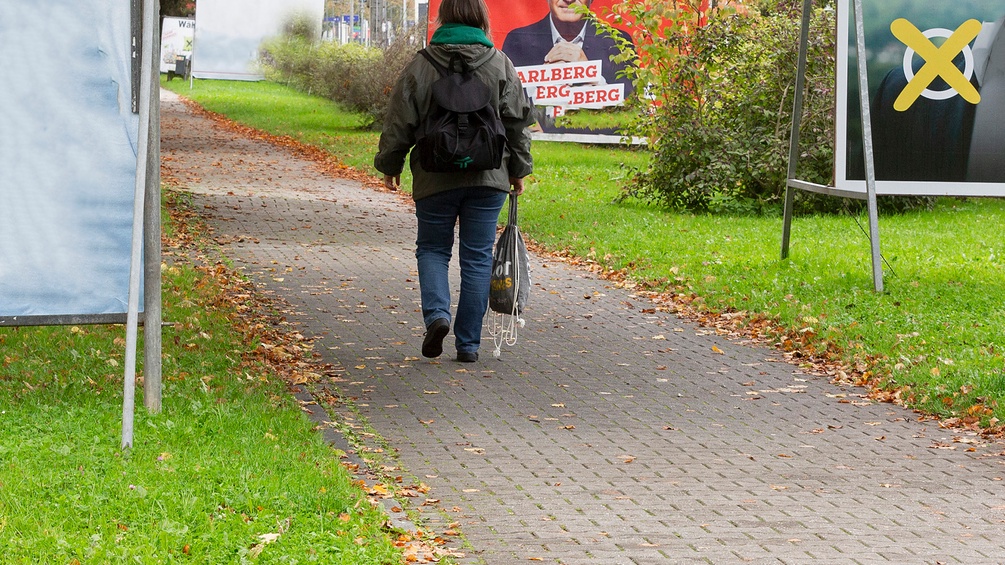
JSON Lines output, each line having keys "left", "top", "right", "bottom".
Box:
{"left": 606, "top": 0, "right": 937, "bottom": 215}
{"left": 603, "top": 0, "right": 838, "bottom": 214}
{"left": 260, "top": 31, "right": 423, "bottom": 128}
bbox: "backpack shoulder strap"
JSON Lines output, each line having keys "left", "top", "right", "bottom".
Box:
{"left": 418, "top": 49, "right": 449, "bottom": 77}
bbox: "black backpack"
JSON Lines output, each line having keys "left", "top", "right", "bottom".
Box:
{"left": 415, "top": 49, "right": 507, "bottom": 173}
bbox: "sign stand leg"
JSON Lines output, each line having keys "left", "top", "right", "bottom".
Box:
{"left": 144, "top": 5, "right": 163, "bottom": 414}
{"left": 852, "top": 0, "right": 884, "bottom": 292}
{"left": 781, "top": 0, "right": 815, "bottom": 260}
{"left": 123, "top": 0, "right": 158, "bottom": 449}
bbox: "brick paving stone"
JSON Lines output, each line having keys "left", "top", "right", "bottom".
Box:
{"left": 161, "top": 89, "right": 1005, "bottom": 564}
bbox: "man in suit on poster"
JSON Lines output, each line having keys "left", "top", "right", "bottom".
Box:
{"left": 501, "top": 0, "right": 633, "bottom": 89}
{"left": 501, "top": 0, "right": 634, "bottom": 132}
{"left": 870, "top": 16, "right": 1005, "bottom": 182}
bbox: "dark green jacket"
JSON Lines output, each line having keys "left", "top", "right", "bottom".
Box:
{"left": 374, "top": 42, "right": 534, "bottom": 201}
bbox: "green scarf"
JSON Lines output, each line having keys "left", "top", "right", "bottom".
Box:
{"left": 429, "top": 22, "right": 493, "bottom": 47}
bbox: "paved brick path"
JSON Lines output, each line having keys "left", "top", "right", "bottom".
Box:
{"left": 161, "top": 90, "right": 1005, "bottom": 564}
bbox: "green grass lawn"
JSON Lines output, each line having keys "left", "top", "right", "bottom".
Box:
{"left": 161, "top": 78, "right": 1005, "bottom": 430}
{"left": 0, "top": 193, "right": 405, "bottom": 563}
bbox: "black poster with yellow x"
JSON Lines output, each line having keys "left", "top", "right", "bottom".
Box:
{"left": 834, "top": 0, "right": 1005, "bottom": 196}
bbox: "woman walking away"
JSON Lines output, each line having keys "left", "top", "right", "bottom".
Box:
{"left": 374, "top": 0, "right": 534, "bottom": 363}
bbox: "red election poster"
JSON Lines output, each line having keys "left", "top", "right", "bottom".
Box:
{"left": 427, "top": 0, "right": 636, "bottom": 141}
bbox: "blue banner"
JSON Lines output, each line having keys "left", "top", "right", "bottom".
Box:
{"left": 0, "top": 2, "right": 139, "bottom": 317}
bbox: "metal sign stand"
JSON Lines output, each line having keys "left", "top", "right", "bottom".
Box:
{"left": 123, "top": 0, "right": 161, "bottom": 449}
{"left": 1, "top": 2, "right": 162, "bottom": 448}
{"left": 782, "top": 0, "right": 884, "bottom": 292}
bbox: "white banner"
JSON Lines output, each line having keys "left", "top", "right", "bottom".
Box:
{"left": 192, "top": 0, "right": 325, "bottom": 81}
{"left": 161, "top": 17, "right": 195, "bottom": 74}
{"left": 0, "top": 2, "right": 139, "bottom": 317}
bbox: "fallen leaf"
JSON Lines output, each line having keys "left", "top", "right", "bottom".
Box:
{"left": 249, "top": 533, "right": 281, "bottom": 557}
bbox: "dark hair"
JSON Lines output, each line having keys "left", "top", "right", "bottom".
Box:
{"left": 436, "top": 0, "right": 491, "bottom": 33}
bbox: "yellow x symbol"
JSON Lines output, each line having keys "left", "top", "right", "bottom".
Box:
{"left": 891, "top": 18, "right": 982, "bottom": 111}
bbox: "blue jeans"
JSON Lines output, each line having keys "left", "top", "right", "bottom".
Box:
{"left": 414, "top": 187, "right": 507, "bottom": 354}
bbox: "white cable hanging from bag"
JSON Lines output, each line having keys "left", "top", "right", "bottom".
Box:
{"left": 486, "top": 192, "right": 529, "bottom": 358}
{"left": 488, "top": 257, "right": 526, "bottom": 357}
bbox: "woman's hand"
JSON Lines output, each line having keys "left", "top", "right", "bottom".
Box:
{"left": 510, "top": 177, "right": 525, "bottom": 196}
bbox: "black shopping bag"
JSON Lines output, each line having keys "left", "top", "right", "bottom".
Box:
{"left": 489, "top": 193, "right": 529, "bottom": 315}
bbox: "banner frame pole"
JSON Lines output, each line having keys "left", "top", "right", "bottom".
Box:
{"left": 781, "top": 0, "right": 815, "bottom": 261}
{"left": 123, "top": 0, "right": 159, "bottom": 448}
{"left": 851, "top": 0, "right": 884, "bottom": 292}
{"left": 144, "top": 0, "right": 163, "bottom": 414}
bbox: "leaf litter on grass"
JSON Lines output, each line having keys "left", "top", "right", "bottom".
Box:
{"left": 164, "top": 168, "right": 465, "bottom": 563}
